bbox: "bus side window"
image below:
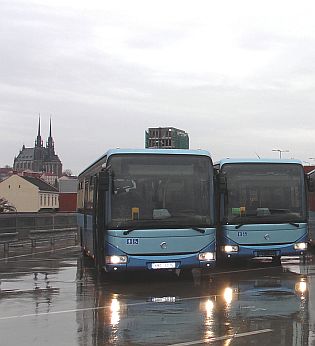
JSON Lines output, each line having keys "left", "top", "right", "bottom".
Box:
{"left": 84, "top": 180, "right": 89, "bottom": 209}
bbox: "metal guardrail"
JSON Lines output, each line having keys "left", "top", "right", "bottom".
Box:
{"left": 29, "top": 227, "right": 79, "bottom": 247}
{"left": 0, "top": 212, "right": 78, "bottom": 235}
{"left": 0, "top": 213, "right": 79, "bottom": 255}
{"left": 0, "top": 232, "right": 19, "bottom": 253}
{"left": 0, "top": 227, "right": 79, "bottom": 256}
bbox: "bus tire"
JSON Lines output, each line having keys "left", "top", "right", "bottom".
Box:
{"left": 272, "top": 256, "right": 281, "bottom": 265}
{"left": 81, "top": 246, "right": 89, "bottom": 257}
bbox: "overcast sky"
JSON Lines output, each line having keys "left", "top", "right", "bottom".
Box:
{"left": 1, "top": 0, "right": 315, "bottom": 174}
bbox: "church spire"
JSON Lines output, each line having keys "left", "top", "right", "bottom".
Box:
{"left": 47, "top": 116, "right": 54, "bottom": 150}
{"left": 35, "top": 114, "right": 43, "bottom": 147}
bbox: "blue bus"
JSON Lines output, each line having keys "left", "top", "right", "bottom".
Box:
{"left": 77, "top": 149, "right": 216, "bottom": 274}
{"left": 215, "top": 158, "right": 311, "bottom": 263}
{"left": 308, "top": 168, "right": 315, "bottom": 245}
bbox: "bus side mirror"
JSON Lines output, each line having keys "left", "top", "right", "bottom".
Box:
{"left": 308, "top": 171, "right": 315, "bottom": 192}
{"left": 99, "top": 171, "right": 110, "bottom": 191}
{"left": 218, "top": 173, "right": 227, "bottom": 192}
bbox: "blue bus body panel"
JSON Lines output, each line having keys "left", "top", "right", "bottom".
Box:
{"left": 218, "top": 158, "right": 303, "bottom": 166}
{"left": 221, "top": 223, "right": 308, "bottom": 258}
{"left": 103, "top": 228, "right": 216, "bottom": 272}
{"left": 224, "top": 223, "right": 307, "bottom": 244}
{"left": 104, "top": 242, "right": 216, "bottom": 271}
{"left": 78, "top": 213, "right": 95, "bottom": 256}
{"left": 106, "top": 228, "right": 215, "bottom": 254}
{"left": 106, "top": 148, "right": 212, "bottom": 159}
{"left": 77, "top": 213, "right": 84, "bottom": 229}
{"left": 104, "top": 241, "right": 215, "bottom": 272}
{"left": 78, "top": 213, "right": 216, "bottom": 271}
{"left": 79, "top": 148, "right": 213, "bottom": 177}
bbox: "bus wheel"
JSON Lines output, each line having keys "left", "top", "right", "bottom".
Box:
{"left": 272, "top": 256, "right": 281, "bottom": 266}
{"left": 82, "top": 247, "right": 91, "bottom": 258}
{"left": 301, "top": 253, "right": 307, "bottom": 264}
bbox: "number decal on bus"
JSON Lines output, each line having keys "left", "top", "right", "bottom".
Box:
{"left": 127, "top": 238, "right": 139, "bottom": 245}
{"left": 237, "top": 231, "right": 247, "bottom": 237}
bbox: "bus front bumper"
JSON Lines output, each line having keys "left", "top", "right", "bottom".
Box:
{"left": 103, "top": 252, "right": 216, "bottom": 272}
{"left": 220, "top": 241, "right": 308, "bottom": 259}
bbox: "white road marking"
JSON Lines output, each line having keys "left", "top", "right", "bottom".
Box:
{"left": 167, "top": 329, "right": 273, "bottom": 346}
{"left": 0, "top": 301, "right": 155, "bottom": 320}
{"left": 0, "top": 294, "right": 227, "bottom": 321}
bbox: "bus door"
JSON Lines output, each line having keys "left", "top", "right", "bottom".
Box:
{"left": 308, "top": 170, "right": 315, "bottom": 244}
{"left": 83, "top": 179, "right": 90, "bottom": 250}
{"left": 94, "top": 170, "right": 111, "bottom": 270}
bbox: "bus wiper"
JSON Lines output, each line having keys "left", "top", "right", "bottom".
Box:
{"left": 123, "top": 229, "right": 136, "bottom": 235}
{"left": 124, "top": 226, "right": 206, "bottom": 235}
{"left": 191, "top": 227, "right": 205, "bottom": 234}
{"left": 235, "top": 224, "right": 245, "bottom": 229}
{"left": 289, "top": 222, "right": 299, "bottom": 228}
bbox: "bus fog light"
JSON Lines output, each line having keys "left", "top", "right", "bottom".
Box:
{"left": 223, "top": 245, "right": 239, "bottom": 253}
{"left": 106, "top": 255, "right": 128, "bottom": 264}
{"left": 198, "top": 252, "right": 215, "bottom": 261}
{"left": 294, "top": 242, "right": 307, "bottom": 251}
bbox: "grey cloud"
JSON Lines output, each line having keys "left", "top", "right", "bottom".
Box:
{"left": 1, "top": 1, "right": 315, "bottom": 172}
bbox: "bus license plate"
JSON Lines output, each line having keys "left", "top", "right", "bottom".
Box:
{"left": 151, "top": 262, "right": 176, "bottom": 269}
{"left": 254, "top": 250, "right": 278, "bottom": 257}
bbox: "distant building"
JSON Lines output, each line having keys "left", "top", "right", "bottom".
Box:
{"left": 0, "top": 167, "right": 13, "bottom": 182}
{"left": 0, "top": 174, "right": 59, "bottom": 212}
{"left": 303, "top": 165, "right": 315, "bottom": 174}
{"left": 13, "top": 117, "right": 63, "bottom": 177}
{"left": 41, "top": 172, "right": 59, "bottom": 187}
{"left": 145, "top": 127, "right": 189, "bottom": 149}
{"left": 58, "top": 176, "right": 78, "bottom": 212}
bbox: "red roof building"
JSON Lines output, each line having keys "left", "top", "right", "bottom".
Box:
{"left": 58, "top": 176, "right": 78, "bottom": 212}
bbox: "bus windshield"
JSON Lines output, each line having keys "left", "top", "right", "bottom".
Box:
{"left": 222, "top": 163, "right": 307, "bottom": 225}
{"left": 108, "top": 154, "right": 213, "bottom": 229}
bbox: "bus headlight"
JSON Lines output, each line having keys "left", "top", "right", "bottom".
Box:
{"left": 223, "top": 245, "right": 239, "bottom": 253}
{"left": 198, "top": 252, "right": 215, "bottom": 261}
{"left": 294, "top": 242, "right": 307, "bottom": 251}
{"left": 106, "top": 255, "right": 128, "bottom": 264}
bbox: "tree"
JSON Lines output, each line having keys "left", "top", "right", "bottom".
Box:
{"left": 0, "top": 197, "right": 16, "bottom": 213}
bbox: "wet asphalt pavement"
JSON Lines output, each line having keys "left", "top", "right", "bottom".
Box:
{"left": 0, "top": 242, "right": 314, "bottom": 346}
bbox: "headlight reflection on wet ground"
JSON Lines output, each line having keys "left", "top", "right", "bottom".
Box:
{"left": 110, "top": 294, "right": 120, "bottom": 326}
{"left": 201, "top": 298, "right": 215, "bottom": 340}
{"left": 223, "top": 287, "right": 233, "bottom": 305}
{"left": 295, "top": 278, "right": 307, "bottom": 300}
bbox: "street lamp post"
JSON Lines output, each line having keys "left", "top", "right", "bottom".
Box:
{"left": 272, "top": 149, "right": 289, "bottom": 159}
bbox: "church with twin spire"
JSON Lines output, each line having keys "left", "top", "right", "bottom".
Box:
{"left": 13, "top": 117, "right": 63, "bottom": 177}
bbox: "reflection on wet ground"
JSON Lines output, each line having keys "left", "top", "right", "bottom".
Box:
{"left": 0, "top": 243, "right": 314, "bottom": 346}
